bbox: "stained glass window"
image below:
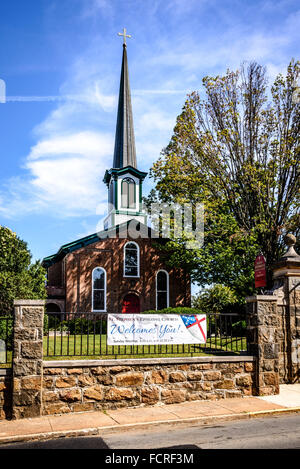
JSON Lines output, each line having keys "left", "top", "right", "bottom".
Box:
{"left": 124, "top": 242, "right": 139, "bottom": 277}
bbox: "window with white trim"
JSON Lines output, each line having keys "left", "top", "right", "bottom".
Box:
{"left": 92, "top": 267, "right": 106, "bottom": 311}
{"left": 124, "top": 242, "right": 139, "bottom": 277}
{"left": 156, "top": 270, "right": 169, "bottom": 310}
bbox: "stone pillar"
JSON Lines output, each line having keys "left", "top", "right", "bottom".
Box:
{"left": 272, "top": 234, "right": 300, "bottom": 383}
{"left": 247, "top": 234, "right": 300, "bottom": 392}
{"left": 12, "top": 300, "right": 45, "bottom": 419}
{"left": 246, "top": 295, "right": 280, "bottom": 395}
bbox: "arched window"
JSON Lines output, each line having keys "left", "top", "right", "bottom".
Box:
{"left": 92, "top": 267, "right": 106, "bottom": 312}
{"left": 121, "top": 177, "right": 136, "bottom": 209}
{"left": 156, "top": 270, "right": 169, "bottom": 310}
{"left": 124, "top": 242, "right": 139, "bottom": 277}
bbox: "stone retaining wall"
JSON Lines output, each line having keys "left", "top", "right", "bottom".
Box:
{"left": 0, "top": 370, "right": 12, "bottom": 420}
{"left": 42, "top": 357, "right": 255, "bottom": 415}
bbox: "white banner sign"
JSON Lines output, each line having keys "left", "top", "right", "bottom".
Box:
{"left": 107, "top": 314, "right": 207, "bottom": 346}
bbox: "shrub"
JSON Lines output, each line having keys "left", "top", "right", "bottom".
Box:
{"left": 44, "top": 313, "right": 107, "bottom": 335}
{"left": 192, "top": 284, "right": 239, "bottom": 315}
{"left": 66, "top": 317, "right": 107, "bottom": 335}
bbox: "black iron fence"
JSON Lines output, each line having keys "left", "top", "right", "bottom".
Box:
{"left": 44, "top": 312, "right": 249, "bottom": 359}
{"left": 0, "top": 316, "right": 13, "bottom": 367}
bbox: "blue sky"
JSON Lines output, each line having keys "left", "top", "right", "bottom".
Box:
{"left": 0, "top": 0, "right": 299, "bottom": 264}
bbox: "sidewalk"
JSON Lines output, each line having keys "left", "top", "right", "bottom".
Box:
{"left": 0, "top": 384, "right": 300, "bottom": 446}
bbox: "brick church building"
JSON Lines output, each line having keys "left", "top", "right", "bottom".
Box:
{"left": 42, "top": 38, "right": 191, "bottom": 314}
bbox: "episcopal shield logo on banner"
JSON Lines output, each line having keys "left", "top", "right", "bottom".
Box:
{"left": 181, "top": 315, "right": 207, "bottom": 343}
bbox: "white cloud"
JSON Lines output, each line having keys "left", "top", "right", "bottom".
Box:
{"left": 94, "top": 84, "right": 117, "bottom": 111}
{"left": 26, "top": 131, "right": 113, "bottom": 214}
{"left": 148, "top": 5, "right": 299, "bottom": 77}
{"left": 138, "top": 111, "right": 175, "bottom": 134}
{"left": 27, "top": 131, "right": 112, "bottom": 161}
{"left": 80, "top": 0, "right": 114, "bottom": 19}
{"left": 0, "top": 130, "right": 114, "bottom": 218}
{"left": 136, "top": 140, "right": 166, "bottom": 167}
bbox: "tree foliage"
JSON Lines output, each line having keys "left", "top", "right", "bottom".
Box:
{"left": 146, "top": 61, "right": 300, "bottom": 296}
{"left": 0, "top": 226, "right": 46, "bottom": 314}
{"left": 192, "top": 284, "right": 239, "bottom": 314}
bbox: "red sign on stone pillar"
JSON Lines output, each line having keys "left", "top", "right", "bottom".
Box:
{"left": 254, "top": 254, "right": 267, "bottom": 288}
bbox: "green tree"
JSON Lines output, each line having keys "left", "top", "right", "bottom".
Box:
{"left": 0, "top": 226, "right": 46, "bottom": 314}
{"left": 192, "top": 284, "right": 238, "bottom": 314}
{"left": 146, "top": 61, "right": 300, "bottom": 296}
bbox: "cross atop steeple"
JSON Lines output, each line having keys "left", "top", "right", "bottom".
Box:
{"left": 118, "top": 28, "right": 132, "bottom": 46}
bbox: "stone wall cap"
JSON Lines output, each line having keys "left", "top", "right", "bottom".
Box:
{"left": 273, "top": 259, "right": 300, "bottom": 270}
{"left": 246, "top": 295, "right": 278, "bottom": 302}
{"left": 273, "top": 269, "right": 300, "bottom": 279}
{"left": 44, "top": 355, "right": 255, "bottom": 368}
{"left": 14, "top": 299, "right": 46, "bottom": 306}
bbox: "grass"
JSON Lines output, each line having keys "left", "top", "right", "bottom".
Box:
{"left": 43, "top": 333, "right": 247, "bottom": 361}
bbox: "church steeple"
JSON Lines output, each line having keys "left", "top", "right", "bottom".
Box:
{"left": 113, "top": 43, "right": 137, "bottom": 169}
{"left": 103, "top": 30, "right": 148, "bottom": 230}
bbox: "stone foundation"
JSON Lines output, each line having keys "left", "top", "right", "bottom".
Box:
{"left": 42, "top": 357, "right": 255, "bottom": 415}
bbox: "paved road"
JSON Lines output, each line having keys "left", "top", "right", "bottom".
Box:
{"left": 103, "top": 414, "right": 300, "bottom": 449}
{"left": 1, "top": 414, "right": 300, "bottom": 449}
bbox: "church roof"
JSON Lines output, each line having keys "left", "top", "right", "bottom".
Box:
{"left": 42, "top": 221, "right": 162, "bottom": 268}
{"left": 113, "top": 43, "right": 137, "bottom": 169}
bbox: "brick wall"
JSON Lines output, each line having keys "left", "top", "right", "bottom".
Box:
{"left": 63, "top": 237, "right": 190, "bottom": 313}
{"left": 42, "top": 357, "right": 255, "bottom": 416}
{"left": 47, "top": 260, "right": 63, "bottom": 287}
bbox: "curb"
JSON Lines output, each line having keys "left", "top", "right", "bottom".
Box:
{"left": 0, "top": 406, "right": 300, "bottom": 446}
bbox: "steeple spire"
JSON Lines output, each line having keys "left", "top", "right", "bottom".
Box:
{"left": 113, "top": 33, "right": 137, "bottom": 169}
{"left": 103, "top": 31, "right": 147, "bottom": 230}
